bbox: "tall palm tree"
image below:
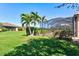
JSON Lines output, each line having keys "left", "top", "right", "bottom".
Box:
{"left": 21, "top": 14, "right": 32, "bottom": 35}
{"left": 41, "top": 16, "right": 47, "bottom": 28}
{"left": 31, "top": 12, "right": 41, "bottom": 35}
{"left": 40, "top": 16, "right": 47, "bottom": 33}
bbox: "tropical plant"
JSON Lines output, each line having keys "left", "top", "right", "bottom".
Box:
{"left": 21, "top": 14, "right": 32, "bottom": 35}
{"left": 31, "top": 12, "right": 41, "bottom": 35}
{"left": 41, "top": 16, "right": 47, "bottom": 28}
{"left": 18, "top": 27, "right": 24, "bottom": 31}
{"left": 0, "top": 27, "right": 8, "bottom": 32}
{"left": 40, "top": 16, "right": 47, "bottom": 33}
{"left": 21, "top": 12, "right": 42, "bottom": 36}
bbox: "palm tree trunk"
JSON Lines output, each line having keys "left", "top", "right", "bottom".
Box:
{"left": 32, "top": 28, "right": 35, "bottom": 35}
{"left": 25, "top": 28, "right": 27, "bottom": 35}
{"left": 32, "top": 23, "right": 35, "bottom": 36}
{"left": 25, "top": 24, "right": 31, "bottom": 35}
{"left": 28, "top": 25, "right": 32, "bottom": 35}
{"left": 42, "top": 21, "right": 43, "bottom": 29}
{"left": 41, "top": 21, "right": 43, "bottom": 33}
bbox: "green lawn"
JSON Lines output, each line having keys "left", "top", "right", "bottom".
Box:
{"left": 0, "top": 31, "right": 79, "bottom": 56}
{"left": 0, "top": 31, "right": 27, "bottom": 55}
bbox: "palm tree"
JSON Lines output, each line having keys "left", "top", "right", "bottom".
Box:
{"left": 41, "top": 16, "right": 47, "bottom": 29}
{"left": 31, "top": 12, "right": 41, "bottom": 35}
{"left": 40, "top": 16, "right": 47, "bottom": 34}
{"left": 21, "top": 13, "right": 32, "bottom": 35}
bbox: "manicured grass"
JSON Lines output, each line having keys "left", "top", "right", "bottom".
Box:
{"left": 0, "top": 31, "right": 79, "bottom": 56}
{"left": 0, "top": 31, "right": 27, "bottom": 55}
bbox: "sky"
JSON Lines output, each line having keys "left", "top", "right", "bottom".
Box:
{"left": 0, "top": 3, "right": 77, "bottom": 26}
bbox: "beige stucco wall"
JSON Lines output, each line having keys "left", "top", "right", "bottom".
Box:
{"left": 15, "top": 28, "right": 18, "bottom": 31}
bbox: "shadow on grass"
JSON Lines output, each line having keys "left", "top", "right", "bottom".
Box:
{"left": 4, "top": 38, "right": 79, "bottom": 56}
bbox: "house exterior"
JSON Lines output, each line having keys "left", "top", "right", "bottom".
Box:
{"left": 0, "top": 22, "right": 19, "bottom": 31}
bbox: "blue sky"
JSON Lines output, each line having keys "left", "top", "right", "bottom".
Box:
{"left": 0, "top": 3, "right": 76, "bottom": 26}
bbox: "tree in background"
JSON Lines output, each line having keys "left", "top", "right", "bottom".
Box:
{"left": 40, "top": 16, "right": 47, "bottom": 33}
{"left": 41, "top": 16, "right": 47, "bottom": 29}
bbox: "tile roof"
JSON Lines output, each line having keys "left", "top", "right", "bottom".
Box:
{"left": 0, "top": 22, "right": 18, "bottom": 27}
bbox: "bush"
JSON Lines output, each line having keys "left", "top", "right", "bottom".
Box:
{"left": 59, "top": 30, "right": 72, "bottom": 39}
{"left": 34, "top": 28, "right": 49, "bottom": 35}
{"left": 0, "top": 27, "right": 8, "bottom": 32}
{"left": 34, "top": 28, "right": 41, "bottom": 35}
{"left": 25, "top": 27, "right": 49, "bottom": 36}
{"left": 18, "top": 27, "right": 24, "bottom": 31}
{"left": 5, "top": 37, "right": 79, "bottom": 56}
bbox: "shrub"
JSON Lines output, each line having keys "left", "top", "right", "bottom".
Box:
{"left": 0, "top": 27, "right": 8, "bottom": 32}
{"left": 34, "top": 28, "right": 49, "bottom": 35}
{"left": 59, "top": 30, "right": 72, "bottom": 39}
{"left": 34, "top": 28, "right": 41, "bottom": 35}
{"left": 5, "top": 37, "right": 79, "bottom": 56}
{"left": 2, "top": 27, "right": 8, "bottom": 31}
{"left": 24, "top": 27, "right": 49, "bottom": 36}
{"left": 18, "top": 27, "right": 24, "bottom": 31}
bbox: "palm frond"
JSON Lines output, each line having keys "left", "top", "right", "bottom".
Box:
{"left": 22, "top": 22, "right": 26, "bottom": 27}
{"left": 31, "top": 12, "right": 36, "bottom": 15}
{"left": 21, "top": 13, "right": 32, "bottom": 27}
